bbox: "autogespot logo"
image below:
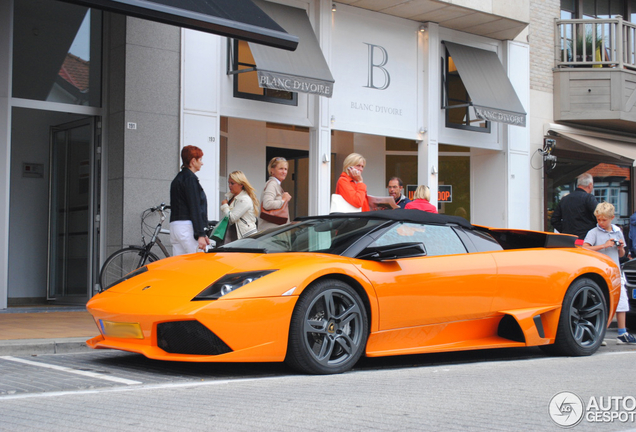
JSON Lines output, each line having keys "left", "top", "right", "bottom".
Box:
{"left": 549, "top": 391, "right": 585, "bottom": 427}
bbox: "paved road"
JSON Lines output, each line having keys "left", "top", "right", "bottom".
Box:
{"left": 1, "top": 330, "right": 635, "bottom": 431}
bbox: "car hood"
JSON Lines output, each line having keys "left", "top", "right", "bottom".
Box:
{"left": 99, "top": 251, "right": 359, "bottom": 301}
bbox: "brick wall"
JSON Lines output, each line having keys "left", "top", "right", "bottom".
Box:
{"left": 529, "top": 0, "right": 560, "bottom": 92}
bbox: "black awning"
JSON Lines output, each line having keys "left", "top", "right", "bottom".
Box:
{"left": 58, "top": 0, "right": 298, "bottom": 51}
{"left": 443, "top": 41, "right": 526, "bottom": 127}
{"left": 241, "top": 0, "right": 334, "bottom": 97}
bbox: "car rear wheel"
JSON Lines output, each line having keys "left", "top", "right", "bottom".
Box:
{"left": 542, "top": 277, "right": 607, "bottom": 356}
{"left": 286, "top": 279, "right": 368, "bottom": 374}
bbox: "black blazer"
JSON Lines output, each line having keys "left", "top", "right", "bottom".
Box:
{"left": 170, "top": 168, "right": 208, "bottom": 239}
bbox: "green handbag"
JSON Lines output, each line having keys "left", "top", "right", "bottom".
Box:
{"left": 211, "top": 216, "right": 230, "bottom": 243}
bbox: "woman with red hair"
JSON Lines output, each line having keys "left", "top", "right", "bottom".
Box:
{"left": 169, "top": 145, "right": 210, "bottom": 255}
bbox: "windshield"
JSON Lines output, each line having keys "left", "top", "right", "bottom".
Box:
{"left": 217, "top": 218, "right": 388, "bottom": 255}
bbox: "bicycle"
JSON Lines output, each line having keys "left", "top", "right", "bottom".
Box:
{"left": 99, "top": 203, "right": 172, "bottom": 291}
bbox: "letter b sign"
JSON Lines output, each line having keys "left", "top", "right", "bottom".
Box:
{"left": 364, "top": 43, "right": 390, "bottom": 90}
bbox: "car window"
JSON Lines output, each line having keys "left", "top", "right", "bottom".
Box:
{"left": 224, "top": 218, "right": 387, "bottom": 255}
{"left": 460, "top": 229, "right": 503, "bottom": 252}
{"left": 368, "top": 222, "right": 467, "bottom": 256}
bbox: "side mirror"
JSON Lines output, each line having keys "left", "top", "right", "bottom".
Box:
{"left": 358, "top": 242, "right": 426, "bottom": 261}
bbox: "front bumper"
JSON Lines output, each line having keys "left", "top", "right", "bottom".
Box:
{"left": 87, "top": 295, "right": 298, "bottom": 362}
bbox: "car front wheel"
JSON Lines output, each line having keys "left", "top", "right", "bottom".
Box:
{"left": 286, "top": 279, "right": 369, "bottom": 374}
{"left": 542, "top": 277, "right": 607, "bottom": 356}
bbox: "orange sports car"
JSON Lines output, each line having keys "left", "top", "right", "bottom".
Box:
{"left": 87, "top": 210, "right": 620, "bottom": 374}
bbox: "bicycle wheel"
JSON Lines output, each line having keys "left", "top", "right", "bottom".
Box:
{"left": 99, "top": 246, "right": 159, "bottom": 290}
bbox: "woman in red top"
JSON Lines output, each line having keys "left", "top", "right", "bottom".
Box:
{"left": 405, "top": 185, "right": 438, "bottom": 213}
{"left": 335, "top": 153, "right": 370, "bottom": 212}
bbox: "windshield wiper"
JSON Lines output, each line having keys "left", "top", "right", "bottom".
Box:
{"left": 209, "top": 247, "right": 268, "bottom": 254}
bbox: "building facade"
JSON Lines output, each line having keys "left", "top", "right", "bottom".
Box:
{"left": 0, "top": 0, "right": 531, "bottom": 308}
{"left": 529, "top": 0, "right": 636, "bottom": 234}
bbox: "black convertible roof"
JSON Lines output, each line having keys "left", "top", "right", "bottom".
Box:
{"left": 297, "top": 210, "right": 473, "bottom": 229}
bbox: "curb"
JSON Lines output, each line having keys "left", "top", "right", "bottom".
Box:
{"left": 0, "top": 337, "right": 92, "bottom": 356}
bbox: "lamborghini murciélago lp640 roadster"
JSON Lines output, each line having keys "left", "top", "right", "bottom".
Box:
{"left": 87, "top": 210, "right": 620, "bottom": 374}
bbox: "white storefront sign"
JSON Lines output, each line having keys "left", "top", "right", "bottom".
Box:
{"left": 331, "top": 5, "right": 419, "bottom": 139}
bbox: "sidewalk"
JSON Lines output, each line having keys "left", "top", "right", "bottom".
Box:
{"left": 0, "top": 307, "right": 99, "bottom": 356}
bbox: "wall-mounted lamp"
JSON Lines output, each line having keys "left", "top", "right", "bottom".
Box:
{"left": 332, "top": 3, "right": 337, "bottom": 12}
{"left": 419, "top": 127, "right": 427, "bottom": 134}
{"left": 431, "top": 165, "right": 438, "bottom": 175}
{"left": 330, "top": 115, "right": 335, "bottom": 123}
{"left": 419, "top": 25, "right": 426, "bottom": 33}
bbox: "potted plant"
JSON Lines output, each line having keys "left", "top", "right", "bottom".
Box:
{"left": 567, "top": 26, "right": 606, "bottom": 63}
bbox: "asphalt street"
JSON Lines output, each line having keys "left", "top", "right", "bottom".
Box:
{"left": 1, "top": 329, "right": 636, "bottom": 431}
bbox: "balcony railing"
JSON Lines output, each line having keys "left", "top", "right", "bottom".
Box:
{"left": 555, "top": 17, "right": 636, "bottom": 70}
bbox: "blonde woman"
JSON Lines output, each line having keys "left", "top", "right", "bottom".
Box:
{"left": 259, "top": 157, "right": 292, "bottom": 232}
{"left": 405, "top": 185, "right": 438, "bottom": 213}
{"left": 220, "top": 171, "right": 259, "bottom": 244}
{"left": 335, "top": 153, "right": 369, "bottom": 211}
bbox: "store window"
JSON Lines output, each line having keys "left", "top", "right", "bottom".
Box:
{"left": 439, "top": 145, "right": 471, "bottom": 220}
{"left": 385, "top": 138, "right": 418, "bottom": 193}
{"left": 12, "top": 0, "right": 102, "bottom": 107}
{"left": 562, "top": 0, "right": 576, "bottom": 18}
{"left": 228, "top": 39, "right": 297, "bottom": 106}
{"left": 562, "top": 0, "right": 630, "bottom": 20}
{"left": 441, "top": 49, "right": 490, "bottom": 133}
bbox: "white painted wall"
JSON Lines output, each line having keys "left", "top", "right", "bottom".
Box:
{"left": 330, "top": 4, "right": 420, "bottom": 139}
{"left": 181, "top": 29, "right": 221, "bottom": 220}
{"left": 471, "top": 148, "right": 507, "bottom": 227}
{"left": 505, "top": 40, "right": 531, "bottom": 229}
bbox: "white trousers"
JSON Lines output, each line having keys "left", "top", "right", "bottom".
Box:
{"left": 170, "top": 221, "right": 199, "bottom": 256}
{"left": 617, "top": 277, "right": 630, "bottom": 313}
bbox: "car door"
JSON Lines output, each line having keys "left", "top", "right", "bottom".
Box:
{"left": 354, "top": 222, "right": 498, "bottom": 331}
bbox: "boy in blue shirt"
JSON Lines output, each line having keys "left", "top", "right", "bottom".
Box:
{"left": 583, "top": 202, "right": 635, "bottom": 344}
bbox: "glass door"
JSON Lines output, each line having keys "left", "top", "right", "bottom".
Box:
{"left": 47, "top": 118, "right": 99, "bottom": 304}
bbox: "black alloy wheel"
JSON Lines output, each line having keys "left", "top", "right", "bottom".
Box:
{"left": 286, "top": 279, "right": 368, "bottom": 374}
{"left": 542, "top": 277, "right": 607, "bottom": 356}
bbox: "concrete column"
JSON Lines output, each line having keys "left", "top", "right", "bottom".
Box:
{"left": 105, "top": 16, "right": 180, "bottom": 256}
{"left": 309, "top": 0, "right": 332, "bottom": 215}
{"left": 0, "top": 0, "right": 12, "bottom": 309}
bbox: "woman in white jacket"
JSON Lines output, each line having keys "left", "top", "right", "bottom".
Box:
{"left": 220, "top": 171, "right": 259, "bottom": 244}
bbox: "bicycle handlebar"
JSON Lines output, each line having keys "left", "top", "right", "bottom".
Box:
{"left": 151, "top": 203, "right": 171, "bottom": 212}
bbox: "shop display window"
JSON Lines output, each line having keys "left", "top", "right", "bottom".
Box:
{"left": 441, "top": 49, "right": 490, "bottom": 133}
{"left": 228, "top": 39, "right": 297, "bottom": 106}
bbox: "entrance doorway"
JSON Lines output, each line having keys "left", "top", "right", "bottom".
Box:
{"left": 47, "top": 118, "right": 100, "bottom": 304}
{"left": 9, "top": 110, "right": 101, "bottom": 306}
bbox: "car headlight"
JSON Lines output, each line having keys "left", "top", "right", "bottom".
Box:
{"left": 192, "top": 270, "right": 277, "bottom": 301}
{"left": 101, "top": 266, "right": 148, "bottom": 291}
